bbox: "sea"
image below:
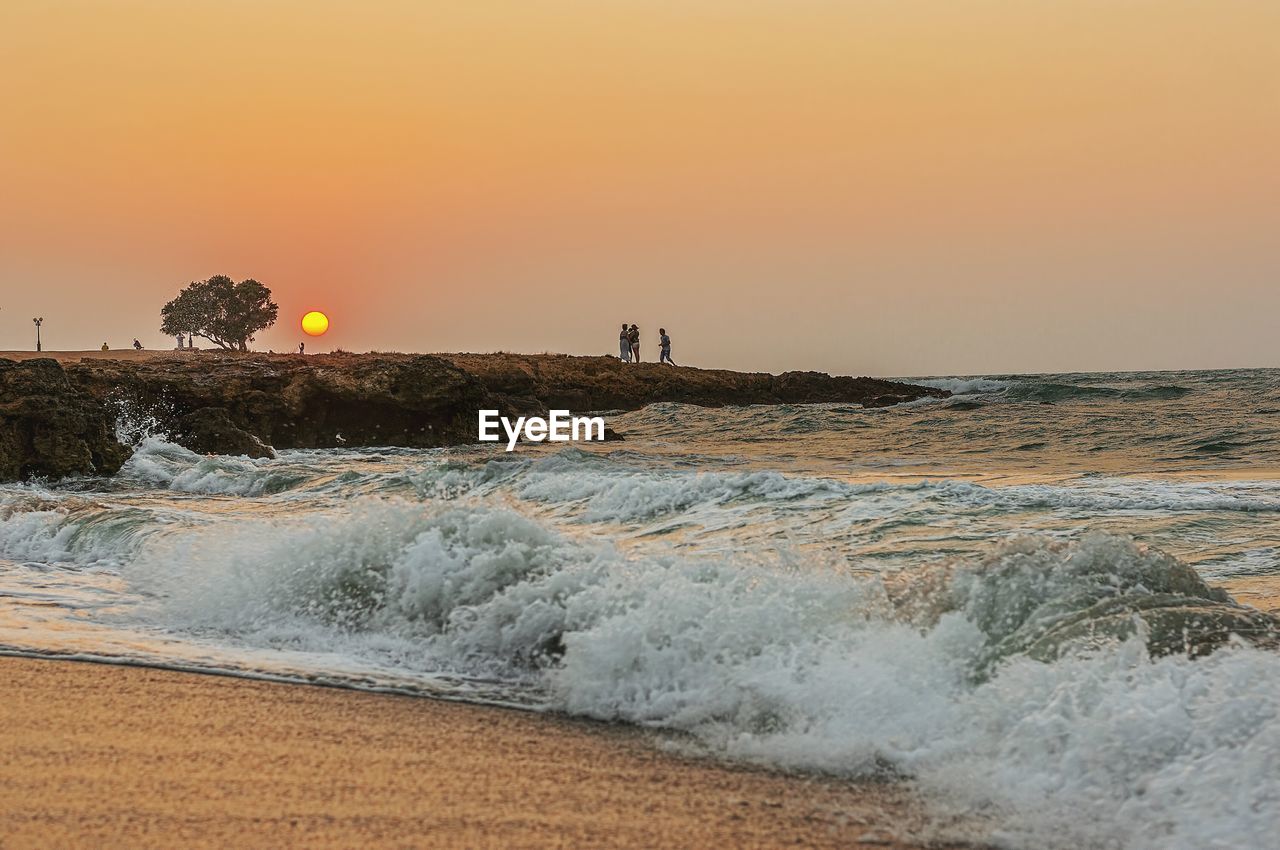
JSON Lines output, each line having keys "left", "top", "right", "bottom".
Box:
{"left": 3, "top": 368, "right": 1278, "bottom": 848}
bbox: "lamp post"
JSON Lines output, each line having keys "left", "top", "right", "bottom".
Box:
{"left": 33, "top": 317, "right": 43, "bottom": 352}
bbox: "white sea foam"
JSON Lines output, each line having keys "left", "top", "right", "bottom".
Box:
{"left": 939, "top": 478, "right": 1280, "bottom": 515}
{"left": 8, "top": 453, "right": 1277, "bottom": 585}
{"left": 481, "top": 455, "right": 1280, "bottom": 522}
{"left": 515, "top": 465, "right": 848, "bottom": 522}
{"left": 0, "top": 507, "right": 80, "bottom": 563}
{"left": 120, "top": 437, "right": 310, "bottom": 496}
{"left": 0, "top": 494, "right": 153, "bottom": 566}
{"left": 112, "top": 503, "right": 1279, "bottom": 850}
{"left": 909, "top": 377, "right": 1015, "bottom": 395}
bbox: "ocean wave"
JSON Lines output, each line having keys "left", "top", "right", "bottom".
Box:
{"left": 1184, "top": 434, "right": 1273, "bottom": 455}
{"left": 459, "top": 453, "right": 1280, "bottom": 520}
{"left": 1128, "top": 384, "right": 1194, "bottom": 400}
{"left": 910, "top": 377, "right": 1014, "bottom": 395}
{"left": 1007, "top": 381, "right": 1192, "bottom": 404}
{"left": 118, "top": 507, "right": 1279, "bottom": 850}
{"left": 514, "top": 462, "right": 848, "bottom": 522}
{"left": 126, "top": 501, "right": 598, "bottom": 676}
{"left": 940, "top": 478, "right": 1280, "bottom": 514}
{"left": 0, "top": 495, "right": 155, "bottom": 566}
{"left": 118, "top": 438, "right": 314, "bottom": 496}
{"left": 908, "top": 376, "right": 1192, "bottom": 404}
{"left": 11, "top": 453, "right": 1278, "bottom": 584}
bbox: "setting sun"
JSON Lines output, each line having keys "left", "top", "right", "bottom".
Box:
{"left": 301, "top": 311, "right": 329, "bottom": 336}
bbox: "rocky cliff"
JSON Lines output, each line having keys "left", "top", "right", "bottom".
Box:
{"left": 0, "top": 352, "right": 947, "bottom": 481}
{"left": 0, "top": 359, "right": 133, "bottom": 480}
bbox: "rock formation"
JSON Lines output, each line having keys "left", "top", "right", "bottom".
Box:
{"left": 0, "top": 359, "right": 132, "bottom": 480}
{"left": 0, "top": 352, "right": 948, "bottom": 481}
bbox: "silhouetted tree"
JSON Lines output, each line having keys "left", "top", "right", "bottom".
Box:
{"left": 160, "top": 276, "right": 278, "bottom": 351}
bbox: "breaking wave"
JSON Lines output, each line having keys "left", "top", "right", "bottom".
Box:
{"left": 116, "top": 503, "right": 1279, "bottom": 850}
{"left": 0, "top": 494, "right": 157, "bottom": 567}
{"left": 911, "top": 377, "right": 1014, "bottom": 395}
{"left": 413, "top": 452, "right": 1280, "bottom": 522}
{"left": 119, "top": 438, "right": 313, "bottom": 496}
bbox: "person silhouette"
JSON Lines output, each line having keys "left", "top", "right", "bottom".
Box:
{"left": 618, "top": 323, "right": 631, "bottom": 361}
{"left": 299, "top": 341, "right": 305, "bottom": 355}
{"left": 628, "top": 324, "right": 640, "bottom": 363}
{"left": 659, "top": 328, "right": 676, "bottom": 365}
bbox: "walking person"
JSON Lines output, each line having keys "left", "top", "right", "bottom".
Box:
{"left": 659, "top": 328, "right": 676, "bottom": 365}
{"left": 618, "top": 323, "right": 632, "bottom": 362}
{"left": 628, "top": 324, "right": 640, "bottom": 363}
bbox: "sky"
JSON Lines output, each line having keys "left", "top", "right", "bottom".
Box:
{"left": 1, "top": 1, "right": 1276, "bottom": 376}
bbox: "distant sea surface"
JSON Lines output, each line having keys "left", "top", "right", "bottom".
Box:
{"left": 3, "top": 368, "right": 1278, "bottom": 848}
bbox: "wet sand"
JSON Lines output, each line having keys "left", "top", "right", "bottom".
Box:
{"left": 0, "top": 657, "right": 960, "bottom": 849}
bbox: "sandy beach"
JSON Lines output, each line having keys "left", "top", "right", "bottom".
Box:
{"left": 0, "top": 658, "right": 952, "bottom": 849}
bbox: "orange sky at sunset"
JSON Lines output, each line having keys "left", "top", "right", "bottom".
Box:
{"left": 1, "top": 1, "right": 1276, "bottom": 375}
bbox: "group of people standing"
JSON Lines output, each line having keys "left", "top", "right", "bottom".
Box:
{"left": 618, "top": 323, "right": 676, "bottom": 365}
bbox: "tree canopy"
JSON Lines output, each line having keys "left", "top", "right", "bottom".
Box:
{"left": 160, "top": 275, "right": 278, "bottom": 351}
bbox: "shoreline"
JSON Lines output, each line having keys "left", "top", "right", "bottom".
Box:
{"left": 0, "top": 656, "right": 963, "bottom": 849}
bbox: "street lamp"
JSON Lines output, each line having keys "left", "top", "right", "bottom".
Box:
{"left": 33, "top": 317, "right": 43, "bottom": 352}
